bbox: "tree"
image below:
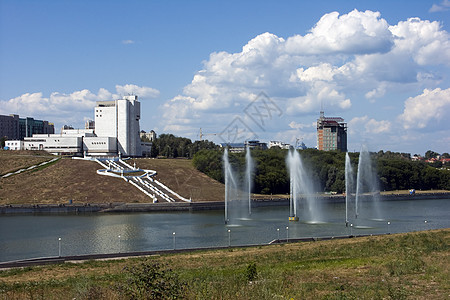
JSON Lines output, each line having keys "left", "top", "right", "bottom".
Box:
{"left": 0, "top": 136, "right": 6, "bottom": 149}
{"left": 425, "top": 150, "right": 440, "bottom": 159}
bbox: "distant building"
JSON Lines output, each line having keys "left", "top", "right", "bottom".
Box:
{"left": 0, "top": 114, "right": 54, "bottom": 140}
{"left": 85, "top": 120, "right": 95, "bottom": 129}
{"left": 269, "top": 141, "right": 291, "bottom": 149}
{"left": 140, "top": 130, "right": 157, "bottom": 142}
{"left": 219, "top": 140, "right": 267, "bottom": 152}
{"left": 219, "top": 143, "right": 246, "bottom": 153}
{"left": 246, "top": 140, "right": 267, "bottom": 150}
{"left": 316, "top": 111, "right": 347, "bottom": 152}
{"left": 5, "top": 95, "right": 149, "bottom": 157}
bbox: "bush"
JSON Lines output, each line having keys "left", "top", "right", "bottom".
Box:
{"left": 245, "top": 262, "right": 258, "bottom": 282}
{"left": 121, "top": 261, "right": 185, "bottom": 299}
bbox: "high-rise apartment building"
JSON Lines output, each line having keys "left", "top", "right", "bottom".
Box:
{"left": 0, "top": 114, "right": 54, "bottom": 140}
{"left": 316, "top": 111, "right": 347, "bottom": 152}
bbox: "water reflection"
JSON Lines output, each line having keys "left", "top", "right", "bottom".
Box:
{"left": 0, "top": 198, "right": 448, "bottom": 262}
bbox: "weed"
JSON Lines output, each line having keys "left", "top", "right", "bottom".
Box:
{"left": 245, "top": 262, "right": 258, "bottom": 282}
{"left": 120, "top": 260, "right": 185, "bottom": 299}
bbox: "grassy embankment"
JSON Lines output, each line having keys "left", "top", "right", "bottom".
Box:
{"left": 0, "top": 151, "right": 448, "bottom": 205}
{"left": 0, "top": 151, "right": 224, "bottom": 205}
{"left": 0, "top": 229, "right": 448, "bottom": 299}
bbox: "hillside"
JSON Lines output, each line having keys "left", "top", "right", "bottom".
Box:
{"left": 0, "top": 151, "right": 224, "bottom": 205}
{"left": 130, "top": 158, "right": 224, "bottom": 202}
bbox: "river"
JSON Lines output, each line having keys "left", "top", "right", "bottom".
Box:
{"left": 0, "top": 198, "right": 448, "bottom": 263}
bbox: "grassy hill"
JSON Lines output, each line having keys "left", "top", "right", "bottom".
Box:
{"left": 0, "top": 229, "right": 448, "bottom": 299}
{"left": 0, "top": 151, "right": 224, "bottom": 205}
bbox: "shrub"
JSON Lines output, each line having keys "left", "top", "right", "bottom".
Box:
{"left": 121, "top": 261, "right": 185, "bottom": 299}
{"left": 245, "top": 262, "right": 258, "bottom": 282}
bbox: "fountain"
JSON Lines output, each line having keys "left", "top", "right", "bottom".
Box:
{"left": 223, "top": 147, "right": 252, "bottom": 224}
{"left": 245, "top": 145, "right": 253, "bottom": 215}
{"left": 355, "top": 145, "right": 381, "bottom": 223}
{"left": 223, "top": 148, "right": 237, "bottom": 224}
{"left": 345, "top": 152, "right": 354, "bottom": 227}
{"left": 286, "top": 149, "right": 322, "bottom": 223}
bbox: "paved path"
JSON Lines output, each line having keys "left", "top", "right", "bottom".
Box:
{"left": 1, "top": 157, "right": 59, "bottom": 178}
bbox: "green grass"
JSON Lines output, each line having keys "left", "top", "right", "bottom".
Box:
{"left": 0, "top": 229, "right": 448, "bottom": 299}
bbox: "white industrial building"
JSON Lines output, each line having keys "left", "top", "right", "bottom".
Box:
{"left": 5, "top": 95, "right": 150, "bottom": 157}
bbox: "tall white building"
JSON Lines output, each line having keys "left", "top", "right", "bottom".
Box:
{"left": 95, "top": 95, "right": 141, "bottom": 156}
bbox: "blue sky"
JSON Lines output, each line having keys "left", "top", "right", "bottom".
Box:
{"left": 1, "top": 0, "right": 449, "bottom": 155}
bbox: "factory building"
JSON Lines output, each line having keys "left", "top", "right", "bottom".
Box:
{"left": 316, "top": 111, "right": 347, "bottom": 152}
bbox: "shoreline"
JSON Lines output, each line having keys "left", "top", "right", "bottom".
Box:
{"left": 0, "top": 232, "right": 384, "bottom": 269}
{"left": 1, "top": 192, "right": 448, "bottom": 214}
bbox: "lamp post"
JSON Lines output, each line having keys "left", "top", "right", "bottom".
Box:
{"left": 173, "top": 232, "right": 176, "bottom": 250}
{"left": 228, "top": 229, "right": 231, "bottom": 247}
{"left": 286, "top": 226, "right": 289, "bottom": 242}
{"left": 350, "top": 224, "right": 353, "bottom": 236}
{"left": 118, "top": 235, "right": 121, "bottom": 253}
{"left": 387, "top": 221, "right": 391, "bottom": 234}
{"left": 277, "top": 228, "right": 280, "bottom": 242}
{"left": 58, "top": 237, "right": 62, "bottom": 257}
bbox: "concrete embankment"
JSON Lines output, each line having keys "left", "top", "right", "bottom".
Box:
{"left": 0, "top": 192, "right": 448, "bottom": 214}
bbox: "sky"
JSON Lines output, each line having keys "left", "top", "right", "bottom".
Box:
{"left": 1, "top": 0, "right": 449, "bottom": 155}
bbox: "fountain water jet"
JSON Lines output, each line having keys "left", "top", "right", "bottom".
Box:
{"left": 223, "top": 148, "right": 238, "bottom": 224}
{"left": 245, "top": 145, "right": 253, "bottom": 215}
{"left": 355, "top": 145, "right": 381, "bottom": 222}
{"left": 286, "top": 149, "right": 322, "bottom": 222}
{"left": 345, "top": 152, "right": 354, "bottom": 227}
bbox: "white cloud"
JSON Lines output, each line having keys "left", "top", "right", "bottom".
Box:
{"left": 429, "top": 0, "right": 450, "bottom": 12}
{"left": 390, "top": 17, "right": 450, "bottom": 66}
{"left": 398, "top": 88, "right": 450, "bottom": 129}
{"left": 365, "top": 83, "right": 387, "bottom": 102}
{"left": 285, "top": 10, "right": 393, "bottom": 55}
{"left": 0, "top": 84, "right": 160, "bottom": 129}
{"left": 115, "top": 84, "right": 160, "bottom": 99}
{"left": 161, "top": 9, "right": 450, "bottom": 144}
{"left": 122, "top": 39, "right": 135, "bottom": 44}
{"left": 349, "top": 116, "right": 391, "bottom": 135}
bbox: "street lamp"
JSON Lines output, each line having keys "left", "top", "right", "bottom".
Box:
{"left": 58, "top": 237, "right": 62, "bottom": 257}
{"left": 118, "top": 235, "right": 121, "bottom": 253}
{"left": 228, "top": 229, "right": 231, "bottom": 247}
{"left": 387, "top": 221, "right": 391, "bottom": 234}
{"left": 350, "top": 224, "right": 353, "bottom": 236}
{"left": 173, "top": 232, "right": 176, "bottom": 250}
{"left": 286, "top": 226, "right": 289, "bottom": 242}
{"left": 277, "top": 228, "right": 280, "bottom": 242}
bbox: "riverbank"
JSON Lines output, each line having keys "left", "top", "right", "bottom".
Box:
{"left": 0, "top": 229, "right": 448, "bottom": 299}
{"left": 1, "top": 192, "right": 448, "bottom": 214}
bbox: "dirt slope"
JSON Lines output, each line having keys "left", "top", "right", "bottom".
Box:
{"left": 0, "top": 152, "right": 224, "bottom": 205}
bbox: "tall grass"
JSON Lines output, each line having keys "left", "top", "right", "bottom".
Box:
{"left": 0, "top": 229, "right": 448, "bottom": 299}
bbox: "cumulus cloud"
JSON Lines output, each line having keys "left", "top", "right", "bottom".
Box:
{"left": 0, "top": 84, "right": 160, "bottom": 129}
{"left": 285, "top": 10, "right": 393, "bottom": 55}
{"left": 429, "top": 0, "right": 450, "bottom": 12}
{"left": 390, "top": 17, "right": 450, "bottom": 66}
{"left": 161, "top": 10, "right": 450, "bottom": 146}
{"left": 349, "top": 116, "right": 391, "bottom": 135}
{"left": 116, "top": 84, "right": 160, "bottom": 99}
{"left": 398, "top": 88, "right": 450, "bottom": 130}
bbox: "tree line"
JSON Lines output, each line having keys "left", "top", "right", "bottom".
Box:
{"left": 147, "top": 134, "right": 219, "bottom": 158}
{"left": 192, "top": 148, "right": 450, "bottom": 194}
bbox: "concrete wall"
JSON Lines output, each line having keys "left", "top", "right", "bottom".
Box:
{"left": 84, "top": 136, "right": 117, "bottom": 155}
